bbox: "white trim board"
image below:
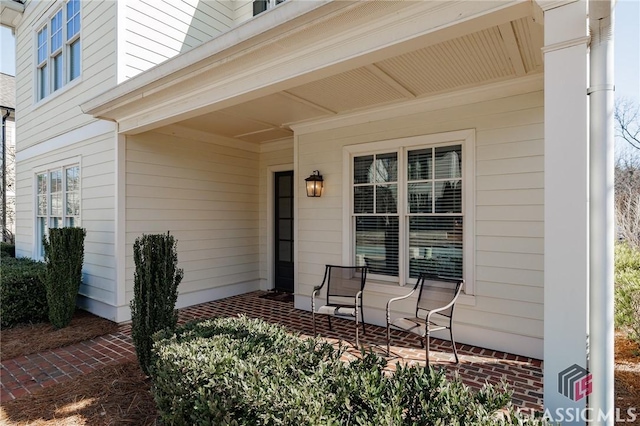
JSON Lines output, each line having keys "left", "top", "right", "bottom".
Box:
{"left": 16, "top": 120, "right": 116, "bottom": 162}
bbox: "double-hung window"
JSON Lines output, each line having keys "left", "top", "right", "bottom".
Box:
{"left": 347, "top": 131, "right": 474, "bottom": 291}
{"left": 36, "top": 164, "right": 81, "bottom": 258}
{"left": 35, "top": 0, "right": 81, "bottom": 101}
{"left": 253, "top": 0, "right": 286, "bottom": 16}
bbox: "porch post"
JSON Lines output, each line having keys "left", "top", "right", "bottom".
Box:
{"left": 542, "top": 1, "right": 589, "bottom": 423}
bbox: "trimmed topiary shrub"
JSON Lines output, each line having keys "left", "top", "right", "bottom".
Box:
{"left": 0, "top": 242, "right": 15, "bottom": 258}
{"left": 131, "top": 232, "right": 183, "bottom": 376}
{"left": 151, "top": 316, "right": 546, "bottom": 425}
{"left": 43, "top": 227, "right": 87, "bottom": 329}
{"left": 1, "top": 257, "right": 48, "bottom": 328}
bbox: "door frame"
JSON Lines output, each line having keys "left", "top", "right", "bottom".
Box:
{"left": 266, "top": 164, "right": 294, "bottom": 291}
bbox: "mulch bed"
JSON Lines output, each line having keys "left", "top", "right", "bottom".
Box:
{"left": 1, "top": 310, "right": 119, "bottom": 362}
{"left": 615, "top": 332, "right": 640, "bottom": 424}
{"left": 0, "top": 361, "right": 157, "bottom": 426}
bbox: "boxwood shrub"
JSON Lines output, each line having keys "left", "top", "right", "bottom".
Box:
{"left": 0, "top": 242, "right": 15, "bottom": 258}
{"left": 151, "top": 316, "right": 546, "bottom": 425}
{"left": 1, "top": 257, "right": 48, "bottom": 328}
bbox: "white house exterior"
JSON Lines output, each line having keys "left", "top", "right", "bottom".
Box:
{"left": 6, "top": 0, "right": 616, "bottom": 419}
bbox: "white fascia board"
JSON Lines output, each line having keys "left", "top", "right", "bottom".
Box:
{"left": 0, "top": 1, "right": 24, "bottom": 29}
{"left": 534, "top": 0, "right": 581, "bottom": 12}
{"left": 81, "top": 0, "right": 339, "bottom": 116}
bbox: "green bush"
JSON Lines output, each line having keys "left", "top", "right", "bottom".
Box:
{"left": 0, "top": 242, "right": 15, "bottom": 258}
{"left": 615, "top": 243, "right": 640, "bottom": 343}
{"left": 1, "top": 257, "right": 48, "bottom": 328}
{"left": 43, "top": 227, "right": 87, "bottom": 329}
{"left": 151, "top": 316, "right": 546, "bottom": 425}
{"left": 131, "top": 232, "right": 183, "bottom": 376}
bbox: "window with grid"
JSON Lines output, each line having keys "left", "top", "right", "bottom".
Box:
{"left": 35, "top": 164, "right": 80, "bottom": 258}
{"left": 35, "top": 0, "right": 81, "bottom": 101}
{"left": 352, "top": 143, "right": 464, "bottom": 283}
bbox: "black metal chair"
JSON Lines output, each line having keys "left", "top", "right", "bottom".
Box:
{"left": 386, "top": 273, "right": 463, "bottom": 367}
{"left": 312, "top": 265, "right": 368, "bottom": 346}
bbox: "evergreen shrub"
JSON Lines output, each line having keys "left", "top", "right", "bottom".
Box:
{"left": 130, "top": 232, "right": 183, "bottom": 375}
{"left": 43, "top": 227, "right": 86, "bottom": 329}
{"left": 151, "top": 316, "right": 547, "bottom": 425}
{"left": 0, "top": 257, "right": 48, "bottom": 328}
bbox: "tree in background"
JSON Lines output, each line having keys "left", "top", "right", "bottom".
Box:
{"left": 615, "top": 98, "right": 640, "bottom": 249}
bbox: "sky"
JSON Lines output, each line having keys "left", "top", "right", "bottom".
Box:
{"left": 1, "top": 1, "right": 638, "bottom": 99}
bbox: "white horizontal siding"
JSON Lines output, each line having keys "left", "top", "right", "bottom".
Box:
{"left": 15, "top": 1, "right": 117, "bottom": 150}
{"left": 296, "top": 88, "right": 544, "bottom": 351}
{"left": 14, "top": 128, "right": 117, "bottom": 305}
{"left": 121, "top": 0, "right": 235, "bottom": 80}
{"left": 125, "top": 130, "right": 260, "bottom": 303}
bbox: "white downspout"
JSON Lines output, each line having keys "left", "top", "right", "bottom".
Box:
{"left": 588, "top": 0, "right": 615, "bottom": 424}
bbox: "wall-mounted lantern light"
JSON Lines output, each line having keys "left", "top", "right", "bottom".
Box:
{"left": 305, "top": 170, "right": 324, "bottom": 197}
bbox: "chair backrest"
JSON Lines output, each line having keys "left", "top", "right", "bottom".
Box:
{"left": 323, "top": 265, "right": 368, "bottom": 302}
{"left": 415, "top": 273, "right": 463, "bottom": 319}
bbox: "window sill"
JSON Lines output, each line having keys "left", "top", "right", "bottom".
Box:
{"left": 33, "top": 76, "right": 83, "bottom": 111}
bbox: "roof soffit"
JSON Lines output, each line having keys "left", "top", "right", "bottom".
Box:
{"left": 85, "top": 0, "right": 536, "bottom": 135}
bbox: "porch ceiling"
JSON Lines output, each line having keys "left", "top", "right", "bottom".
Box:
{"left": 176, "top": 15, "right": 543, "bottom": 144}
{"left": 83, "top": 1, "right": 544, "bottom": 143}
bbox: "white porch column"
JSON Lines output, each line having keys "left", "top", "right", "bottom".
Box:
{"left": 542, "top": 1, "right": 590, "bottom": 422}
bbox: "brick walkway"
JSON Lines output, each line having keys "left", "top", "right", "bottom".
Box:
{"left": 1, "top": 291, "right": 543, "bottom": 410}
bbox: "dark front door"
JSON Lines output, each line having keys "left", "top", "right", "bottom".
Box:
{"left": 274, "top": 171, "right": 294, "bottom": 293}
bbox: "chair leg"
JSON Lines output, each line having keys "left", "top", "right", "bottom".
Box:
{"left": 328, "top": 316, "right": 332, "bottom": 331}
{"left": 450, "top": 325, "right": 459, "bottom": 364}
{"left": 425, "top": 331, "right": 431, "bottom": 369}
{"left": 312, "top": 297, "right": 316, "bottom": 336}
{"left": 386, "top": 324, "right": 391, "bottom": 356}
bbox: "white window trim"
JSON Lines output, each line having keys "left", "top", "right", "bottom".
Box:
{"left": 32, "top": 156, "right": 82, "bottom": 260}
{"left": 342, "top": 129, "right": 475, "bottom": 295}
{"left": 32, "top": 0, "right": 82, "bottom": 105}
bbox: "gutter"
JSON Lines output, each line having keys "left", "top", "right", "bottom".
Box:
{"left": 587, "top": 0, "right": 615, "bottom": 424}
{"left": 1, "top": 106, "right": 13, "bottom": 242}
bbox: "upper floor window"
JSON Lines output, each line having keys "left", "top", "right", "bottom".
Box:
{"left": 36, "top": 0, "right": 81, "bottom": 101}
{"left": 253, "top": 0, "right": 286, "bottom": 16}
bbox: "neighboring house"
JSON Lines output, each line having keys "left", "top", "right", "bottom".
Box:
{"left": 4, "top": 0, "right": 616, "bottom": 416}
{"left": 1, "top": 72, "right": 16, "bottom": 242}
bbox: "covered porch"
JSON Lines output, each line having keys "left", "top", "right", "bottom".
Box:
{"left": 82, "top": 0, "right": 593, "bottom": 416}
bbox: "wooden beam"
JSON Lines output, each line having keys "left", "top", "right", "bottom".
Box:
{"left": 365, "top": 64, "right": 416, "bottom": 99}
{"left": 499, "top": 22, "right": 527, "bottom": 77}
{"left": 280, "top": 91, "right": 337, "bottom": 115}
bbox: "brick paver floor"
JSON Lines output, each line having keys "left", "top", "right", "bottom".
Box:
{"left": 1, "top": 291, "right": 543, "bottom": 411}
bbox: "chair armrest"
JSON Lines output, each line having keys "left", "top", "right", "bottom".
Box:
{"left": 386, "top": 288, "right": 417, "bottom": 312}
{"left": 425, "top": 283, "right": 463, "bottom": 319}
